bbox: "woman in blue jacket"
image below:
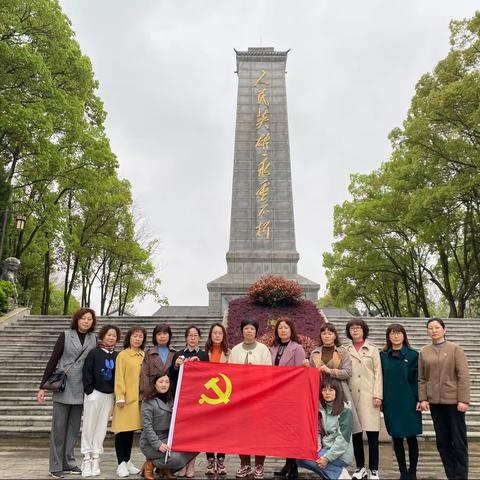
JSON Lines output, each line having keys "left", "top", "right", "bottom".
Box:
{"left": 380, "top": 324, "right": 422, "bottom": 480}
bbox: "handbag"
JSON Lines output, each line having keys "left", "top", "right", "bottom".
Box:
{"left": 41, "top": 349, "right": 87, "bottom": 393}
{"left": 42, "top": 370, "right": 67, "bottom": 392}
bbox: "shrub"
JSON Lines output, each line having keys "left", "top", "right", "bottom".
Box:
{"left": 226, "top": 296, "right": 325, "bottom": 347}
{"left": 248, "top": 275, "right": 304, "bottom": 307}
{"left": 0, "top": 280, "right": 15, "bottom": 314}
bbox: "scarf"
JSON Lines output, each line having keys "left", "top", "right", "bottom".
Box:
{"left": 98, "top": 341, "right": 115, "bottom": 353}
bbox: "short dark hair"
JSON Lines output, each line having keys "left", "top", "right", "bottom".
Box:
{"left": 240, "top": 318, "right": 259, "bottom": 335}
{"left": 273, "top": 317, "right": 299, "bottom": 345}
{"left": 98, "top": 324, "right": 121, "bottom": 342}
{"left": 152, "top": 324, "right": 172, "bottom": 346}
{"left": 143, "top": 372, "right": 172, "bottom": 402}
{"left": 205, "top": 322, "right": 229, "bottom": 354}
{"left": 427, "top": 317, "right": 445, "bottom": 329}
{"left": 184, "top": 325, "right": 201, "bottom": 339}
{"left": 123, "top": 327, "right": 147, "bottom": 350}
{"left": 319, "top": 323, "right": 341, "bottom": 347}
{"left": 70, "top": 308, "right": 96, "bottom": 333}
{"left": 345, "top": 318, "right": 369, "bottom": 340}
{"left": 320, "top": 377, "right": 345, "bottom": 416}
{"left": 384, "top": 323, "right": 410, "bottom": 351}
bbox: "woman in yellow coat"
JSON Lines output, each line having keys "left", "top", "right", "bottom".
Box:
{"left": 111, "top": 327, "right": 146, "bottom": 477}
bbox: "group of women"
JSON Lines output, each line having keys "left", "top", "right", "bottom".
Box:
{"left": 38, "top": 309, "right": 470, "bottom": 480}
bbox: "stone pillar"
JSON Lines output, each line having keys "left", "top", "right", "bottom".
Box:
{"left": 208, "top": 48, "right": 319, "bottom": 314}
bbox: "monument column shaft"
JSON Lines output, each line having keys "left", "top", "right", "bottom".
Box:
{"left": 227, "top": 47, "right": 299, "bottom": 275}
{"left": 207, "top": 47, "right": 319, "bottom": 314}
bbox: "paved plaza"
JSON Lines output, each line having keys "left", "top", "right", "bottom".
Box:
{"left": 1, "top": 436, "right": 479, "bottom": 480}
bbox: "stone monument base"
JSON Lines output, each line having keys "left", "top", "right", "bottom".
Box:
{"left": 207, "top": 272, "right": 319, "bottom": 315}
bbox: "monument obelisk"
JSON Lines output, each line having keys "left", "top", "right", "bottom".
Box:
{"left": 208, "top": 47, "right": 319, "bottom": 314}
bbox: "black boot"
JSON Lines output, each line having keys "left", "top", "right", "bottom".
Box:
{"left": 285, "top": 461, "right": 298, "bottom": 480}
{"left": 274, "top": 460, "right": 290, "bottom": 477}
{"left": 399, "top": 468, "right": 408, "bottom": 480}
{"left": 407, "top": 470, "right": 417, "bottom": 480}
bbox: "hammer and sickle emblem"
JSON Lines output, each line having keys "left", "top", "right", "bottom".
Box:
{"left": 198, "top": 373, "right": 232, "bottom": 405}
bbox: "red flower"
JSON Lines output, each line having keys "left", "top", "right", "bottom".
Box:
{"left": 247, "top": 275, "right": 304, "bottom": 307}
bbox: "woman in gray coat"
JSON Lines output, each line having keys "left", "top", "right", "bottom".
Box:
{"left": 37, "top": 308, "right": 97, "bottom": 479}
{"left": 140, "top": 373, "right": 197, "bottom": 479}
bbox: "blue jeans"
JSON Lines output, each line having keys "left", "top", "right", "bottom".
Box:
{"left": 297, "top": 449, "right": 348, "bottom": 480}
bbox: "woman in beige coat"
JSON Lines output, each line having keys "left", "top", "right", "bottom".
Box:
{"left": 111, "top": 327, "right": 146, "bottom": 477}
{"left": 345, "top": 319, "right": 382, "bottom": 480}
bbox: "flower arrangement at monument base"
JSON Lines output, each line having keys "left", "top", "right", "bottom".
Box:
{"left": 247, "top": 275, "right": 303, "bottom": 307}
{"left": 226, "top": 275, "right": 325, "bottom": 347}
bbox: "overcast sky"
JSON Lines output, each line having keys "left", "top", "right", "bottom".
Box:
{"left": 59, "top": 0, "right": 478, "bottom": 315}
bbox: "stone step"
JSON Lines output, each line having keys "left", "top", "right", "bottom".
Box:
{"left": 0, "top": 415, "right": 53, "bottom": 427}
{"left": 0, "top": 397, "right": 42, "bottom": 406}
{"left": 0, "top": 388, "right": 44, "bottom": 397}
{"left": 0, "top": 406, "right": 52, "bottom": 415}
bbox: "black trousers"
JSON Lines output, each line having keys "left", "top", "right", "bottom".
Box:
{"left": 206, "top": 452, "right": 225, "bottom": 460}
{"left": 352, "top": 431, "right": 379, "bottom": 471}
{"left": 430, "top": 404, "right": 468, "bottom": 480}
{"left": 115, "top": 430, "right": 135, "bottom": 464}
{"left": 393, "top": 436, "right": 419, "bottom": 478}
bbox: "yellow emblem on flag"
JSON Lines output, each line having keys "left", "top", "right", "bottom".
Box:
{"left": 198, "top": 373, "right": 232, "bottom": 405}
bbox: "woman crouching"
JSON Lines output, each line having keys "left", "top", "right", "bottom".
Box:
{"left": 140, "top": 373, "right": 197, "bottom": 479}
{"left": 297, "top": 377, "right": 353, "bottom": 480}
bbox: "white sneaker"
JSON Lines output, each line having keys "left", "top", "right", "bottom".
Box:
{"left": 90, "top": 459, "right": 100, "bottom": 477}
{"left": 368, "top": 469, "right": 380, "bottom": 480}
{"left": 126, "top": 461, "right": 140, "bottom": 475}
{"left": 352, "top": 467, "right": 367, "bottom": 480}
{"left": 116, "top": 462, "right": 129, "bottom": 478}
{"left": 81, "top": 459, "right": 92, "bottom": 478}
{"left": 339, "top": 467, "right": 352, "bottom": 479}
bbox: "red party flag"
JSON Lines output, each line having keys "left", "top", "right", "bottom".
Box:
{"left": 168, "top": 361, "right": 319, "bottom": 460}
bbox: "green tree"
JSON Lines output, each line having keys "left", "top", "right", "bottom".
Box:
{"left": 324, "top": 12, "right": 480, "bottom": 318}
{"left": 0, "top": 0, "right": 165, "bottom": 314}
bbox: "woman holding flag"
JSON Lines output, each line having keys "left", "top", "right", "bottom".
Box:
{"left": 140, "top": 373, "right": 197, "bottom": 480}
{"left": 296, "top": 377, "right": 353, "bottom": 480}
{"left": 203, "top": 322, "right": 231, "bottom": 475}
{"left": 169, "top": 325, "right": 208, "bottom": 477}
{"left": 270, "top": 317, "right": 305, "bottom": 479}
{"left": 230, "top": 318, "right": 272, "bottom": 480}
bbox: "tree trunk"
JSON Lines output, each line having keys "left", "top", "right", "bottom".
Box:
{"left": 41, "top": 248, "right": 50, "bottom": 315}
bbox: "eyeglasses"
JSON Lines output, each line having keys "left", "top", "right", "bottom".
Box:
{"left": 389, "top": 331, "right": 404, "bottom": 336}
{"left": 349, "top": 326, "right": 362, "bottom": 331}
{"left": 187, "top": 334, "right": 199, "bottom": 338}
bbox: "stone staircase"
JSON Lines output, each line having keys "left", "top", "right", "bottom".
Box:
{"left": 1, "top": 313, "right": 478, "bottom": 441}
{"left": 0, "top": 312, "right": 221, "bottom": 434}
{"left": 324, "top": 316, "right": 480, "bottom": 440}
{"left": 1, "top": 312, "right": 479, "bottom": 478}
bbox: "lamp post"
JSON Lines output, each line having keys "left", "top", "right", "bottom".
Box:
{"left": 15, "top": 214, "right": 26, "bottom": 231}
{"left": 14, "top": 214, "right": 26, "bottom": 258}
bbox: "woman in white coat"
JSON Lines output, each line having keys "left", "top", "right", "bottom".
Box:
{"left": 230, "top": 318, "right": 271, "bottom": 480}
{"left": 345, "top": 319, "right": 382, "bottom": 480}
